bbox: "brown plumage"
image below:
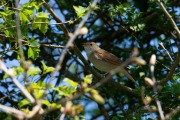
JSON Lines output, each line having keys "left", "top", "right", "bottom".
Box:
{"left": 95, "top": 49, "right": 122, "bottom": 65}
{"left": 82, "top": 42, "right": 136, "bottom": 83}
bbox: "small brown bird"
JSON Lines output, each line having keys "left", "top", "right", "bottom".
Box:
{"left": 82, "top": 42, "right": 136, "bottom": 83}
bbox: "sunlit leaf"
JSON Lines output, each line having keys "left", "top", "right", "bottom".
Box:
{"left": 18, "top": 99, "right": 30, "bottom": 108}
{"left": 28, "top": 47, "right": 40, "bottom": 60}
{"left": 42, "top": 100, "right": 61, "bottom": 110}
{"left": 54, "top": 85, "right": 77, "bottom": 97}
{"left": 29, "top": 40, "right": 40, "bottom": 48}
{"left": 64, "top": 78, "right": 78, "bottom": 88}
{"left": 41, "top": 61, "right": 55, "bottom": 74}
{"left": 84, "top": 74, "right": 92, "bottom": 85}
{"left": 32, "top": 12, "right": 49, "bottom": 34}
{"left": 30, "top": 82, "right": 46, "bottom": 98}
{"left": 20, "top": 11, "right": 30, "bottom": 23}
{"left": 73, "top": 6, "right": 88, "bottom": 18}
{"left": 42, "top": 100, "right": 51, "bottom": 107}
{"left": 27, "top": 66, "right": 41, "bottom": 76}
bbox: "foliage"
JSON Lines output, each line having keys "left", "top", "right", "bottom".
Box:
{"left": 0, "top": 0, "right": 179, "bottom": 119}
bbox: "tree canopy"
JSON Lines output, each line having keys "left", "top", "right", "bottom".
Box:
{"left": 0, "top": 0, "right": 179, "bottom": 119}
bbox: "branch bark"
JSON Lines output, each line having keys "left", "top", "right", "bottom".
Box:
{"left": 156, "top": 0, "right": 180, "bottom": 39}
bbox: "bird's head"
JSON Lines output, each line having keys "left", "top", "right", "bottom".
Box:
{"left": 82, "top": 42, "right": 100, "bottom": 54}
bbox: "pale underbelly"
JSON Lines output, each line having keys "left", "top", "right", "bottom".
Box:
{"left": 89, "top": 57, "right": 119, "bottom": 72}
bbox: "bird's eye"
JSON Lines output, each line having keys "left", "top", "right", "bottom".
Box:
{"left": 90, "top": 43, "right": 92, "bottom": 46}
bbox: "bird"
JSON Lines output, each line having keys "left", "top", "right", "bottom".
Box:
{"left": 82, "top": 42, "right": 136, "bottom": 83}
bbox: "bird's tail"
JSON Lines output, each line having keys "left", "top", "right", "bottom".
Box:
{"left": 119, "top": 68, "right": 136, "bottom": 84}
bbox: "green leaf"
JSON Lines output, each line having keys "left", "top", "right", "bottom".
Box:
{"left": 4, "top": 30, "right": 10, "bottom": 37}
{"left": 20, "top": 7, "right": 33, "bottom": 23}
{"left": 18, "top": 99, "right": 31, "bottom": 108}
{"left": 42, "top": 100, "right": 51, "bottom": 107}
{"left": 45, "top": 67, "right": 54, "bottom": 73}
{"left": 29, "top": 1, "right": 40, "bottom": 11}
{"left": 41, "top": 61, "right": 47, "bottom": 71}
{"left": 64, "top": 78, "right": 78, "bottom": 88}
{"left": 116, "top": 3, "right": 131, "bottom": 13}
{"left": 28, "top": 40, "right": 40, "bottom": 48}
{"left": 30, "top": 82, "right": 47, "bottom": 99}
{"left": 112, "top": 115, "right": 125, "bottom": 120}
{"left": 41, "top": 61, "right": 55, "bottom": 74}
{"left": 28, "top": 47, "right": 34, "bottom": 58}
{"left": 19, "top": 1, "right": 40, "bottom": 23}
{"left": 27, "top": 38, "right": 40, "bottom": 60}
{"left": 131, "top": 12, "right": 142, "bottom": 22}
{"left": 27, "top": 66, "right": 41, "bottom": 76}
{"left": 54, "top": 79, "right": 78, "bottom": 97}
{"left": 28, "top": 47, "right": 40, "bottom": 60}
{"left": 73, "top": 6, "right": 88, "bottom": 18}
{"left": 139, "top": 72, "right": 145, "bottom": 77}
{"left": 36, "top": 12, "right": 49, "bottom": 19}
{"left": 0, "top": 7, "right": 14, "bottom": 20}
{"left": 54, "top": 86, "right": 77, "bottom": 97}
{"left": 130, "top": 23, "right": 145, "bottom": 32}
{"left": 32, "top": 12, "right": 49, "bottom": 34}
{"left": 20, "top": 11, "right": 30, "bottom": 23}
{"left": 0, "top": 11, "right": 8, "bottom": 16}
{"left": 42, "top": 100, "right": 61, "bottom": 108}
{"left": 37, "top": 81, "right": 46, "bottom": 88}
{"left": 107, "top": 3, "right": 131, "bottom": 21}
{"left": 51, "top": 103, "right": 61, "bottom": 109}
{"left": 84, "top": 74, "right": 92, "bottom": 84}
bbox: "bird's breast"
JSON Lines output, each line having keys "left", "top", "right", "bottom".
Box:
{"left": 89, "top": 54, "right": 118, "bottom": 72}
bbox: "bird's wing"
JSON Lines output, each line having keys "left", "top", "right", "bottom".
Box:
{"left": 94, "top": 49, "right": 122, "bottom": 65}
{"left": 94, "top": 49, "right": 136, "bottom": 83}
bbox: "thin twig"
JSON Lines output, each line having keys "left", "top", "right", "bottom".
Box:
{"left": 0, "top": 61, "right": 35, "bottom": 103}
{"left": 156, "top": 60, "right": 170, "bottom": 70}
{"left": 59, "top": 112, "right": 66, "bottom": 120}
{"left": 150, "top": 54, "right": 165, "bottom": 120}
{"left": 41, "top": 0, "right": 70, "bottom": 37}
{"left": 2, "top": 21, "right": 72, "bottom": 31}
{"left": 165, "top": 106, "right": 180, "bottom": 119}
{"left": 15, "top": 0, "right": 25, "bottom": 66}
{"left": 156, "top": 0, "right": 180, "bottom": 39}
{"left": 0, "top": 98, "right": 42, "bottom": 120}
{"left": 40, "top": 44, "right": 65, "bottom": 48}
{"left": 158, "top": 45, "right": 180, "bottom": 85}
{"left": 141, "top": 86, "right": 146, "bottom": 104}
{"left": 159, "top": 42, "right": 173, "bottom": 62}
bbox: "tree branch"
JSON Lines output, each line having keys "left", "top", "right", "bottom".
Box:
{"left": 150, "top": 54, "right": 165, "bottom": 120}
{"left": 165, "top": 106, "right": 180, "bottom": 119}
{"left": 158, "top": 45, "right": 180, "bottom": 85}
{"left": 0, "top": 104, "right": 26, "bottom": 119}
{"left": 0, "top": 61, "right": 35, "bottom": 103}
{"left": 41, "top": 0, "right": 70, "bottom": 37}
{"left": 156, "top": 0, "right": 180, "bottom": 39}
